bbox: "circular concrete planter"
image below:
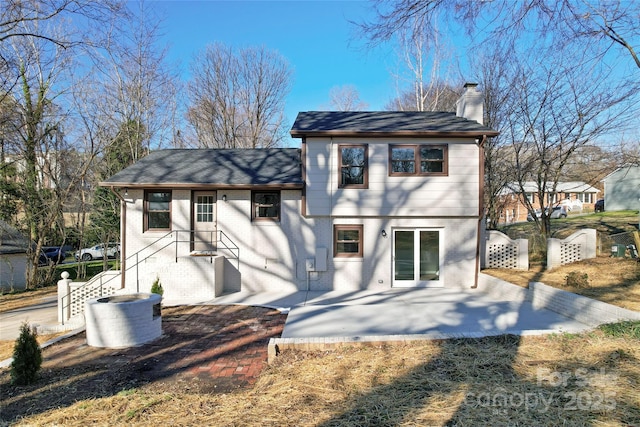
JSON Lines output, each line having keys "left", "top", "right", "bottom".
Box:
{"left": 85, "top": 292, "right": 162, "bottom": 348}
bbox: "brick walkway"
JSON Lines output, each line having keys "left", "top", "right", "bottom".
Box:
{"left": 162, "top": 305, "right": 286, "bottom": 389}
{"left": 36, "top": 305, "right": 287, "bottom": 393}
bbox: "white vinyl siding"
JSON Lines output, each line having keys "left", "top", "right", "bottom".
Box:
{"left": 305, "top": 138, "right": 480, "bottom": 217}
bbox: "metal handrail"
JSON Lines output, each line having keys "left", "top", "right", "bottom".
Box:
{"left": 60, "top": 229, "right": 240, "bottom": 324}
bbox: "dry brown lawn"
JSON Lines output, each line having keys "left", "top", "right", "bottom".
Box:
{"left": 0, "top": 286, "right": 57, "bottom": 313}
{"left": 483, "top": 256, "right": 640, "bottom": 311}
{"left": 7, "top": 332, "right": 639, "bottom": 426}
{"left": 2, "top": 253, "right": 639, "bottom": 426}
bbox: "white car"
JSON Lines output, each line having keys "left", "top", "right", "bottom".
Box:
{"left": 75, "top": 243, "right": 121, "bottom": 261}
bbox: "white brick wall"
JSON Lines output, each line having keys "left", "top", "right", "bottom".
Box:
{"left": 482, "top": 230, "right": 529, "bottom": 270}
{"left": 85, "top": 293, "right": 162, "bottom": 348}
{"left": 477, "top": 273, "right": 640, "bottom": 326}
{"left": 121, "top": 188, "right": 482, "bottom": 293}
{"left": 529, "top": 282, "right": 640, "bottom": 326}
{"left": 547, "top": 229, "right": 596, "bottom": 269}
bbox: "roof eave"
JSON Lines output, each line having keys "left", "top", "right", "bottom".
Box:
{"left": 98, "top": 182, "right": 304, "bottom": 190}
{"left": 290, "top": 130, "right": 500, "bottom": 138}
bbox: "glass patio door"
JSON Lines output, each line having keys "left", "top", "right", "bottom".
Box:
{"left": 393, "top": 228, "right": 443, "bottom": 287}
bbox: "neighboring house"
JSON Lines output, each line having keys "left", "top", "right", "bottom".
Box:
{"left": 0, "top": 220, "right": 30, "bottom": 291}
{"left": 496, "top": 181, "right": 601, "bottom": 224}
{"left": 100, "top": 83, "right": 498, "bottom": 300}
{"left": 603, "top": 166, "right": 640, "bottom": 211}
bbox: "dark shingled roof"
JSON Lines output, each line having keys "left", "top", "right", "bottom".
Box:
{"left": 100, "top": 148, "right": 303, "bottom": 188}
{"left": 0, "top": 220, "right": 30, "bottom": 255}
{"left": 290, "top": 111, "right": 499, "bottom": 137}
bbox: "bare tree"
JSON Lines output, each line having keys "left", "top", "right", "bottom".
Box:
{"left": 385, "top": 81, "right": 460, "bottom": 111}
{"left": 503, "top": 53, "right": 638, "bottom": 237}
{"left": 325, "top": 85, "right": 369, "bottom": 111}
{"left": 385, "top": 14, "right": 461, "bottom": 112}
{"left": 358, "top": 0, "right": 640, "bottom": 69}
{"left": 67, "top": 1, "right": 179, "bottom": 272}
{"left": 472, "top": 47, "right": 517, "bottom": 229}
{"left": 0, "top": 0, "right": 126, "bottom": 106}
{"left": 0, "top": 14, "right": 75, "bottom": 287}
{"left": 186, "top": 43, "right": 293, "bottom": 148}
{"left": 0, "top": 0, "right": 132, "bottom": 287}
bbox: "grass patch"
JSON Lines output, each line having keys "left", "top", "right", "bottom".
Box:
{"left": 500, "top": 211, "right": 639, "bottom": 239}
{"left": 598, "top": 321, "right": 640, "bottom": 339}
{"left": 56, "top": 260, "right": 119, "bottom": 281}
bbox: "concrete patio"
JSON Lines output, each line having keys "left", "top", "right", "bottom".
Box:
{"left": 166, "top": 287, "right": 593, "bottom": 339}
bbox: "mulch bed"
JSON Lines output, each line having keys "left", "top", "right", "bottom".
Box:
{"left": 0, "top": 305, "right": 286, "bottom": 424}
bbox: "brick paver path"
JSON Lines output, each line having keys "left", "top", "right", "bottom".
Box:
{"left": 35, "top": 305, "right": 287, "bottom": 393}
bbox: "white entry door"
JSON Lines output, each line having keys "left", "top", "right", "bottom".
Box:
{"left": 193, "top": 191, "right": 216, "bottom": 251}
{"left": 392, "top": 228, "right": 443, "bottom": 287}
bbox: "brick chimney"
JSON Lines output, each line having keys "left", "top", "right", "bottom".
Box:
{"left": 456, "top": 83, "right": 484, "bottom": 125}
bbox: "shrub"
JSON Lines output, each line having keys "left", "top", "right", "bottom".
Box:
{"left": 150, "top": 276, "right": 164, "bottom": 296}
{"left": 565, "top": 271, "right": 589, "bottom": 288}
{"left": 10, "top": 322, "right": 43, "bottom": 385}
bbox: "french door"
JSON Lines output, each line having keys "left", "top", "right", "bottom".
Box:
{"left": 392, "top": 228, "right": 443, "bottom": 287}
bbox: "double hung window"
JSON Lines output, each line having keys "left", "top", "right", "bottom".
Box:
{"left": 252, "top": 191, "right": 280, "bottom": 221}
{"left": 144, "top": 191, "right": 171, "bottom": 231}
{"left": 334, "top": 225, "right": 363, "bottom": 258}
{"left": 389, "top": 145, "right": 448, "bottom": 176}
{"left": 339, "top": 145, "right": 368, "bottom": 188}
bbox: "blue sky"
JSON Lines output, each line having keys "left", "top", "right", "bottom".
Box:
{"left": 152, "top": 0, "right": 399, "bottom": 145}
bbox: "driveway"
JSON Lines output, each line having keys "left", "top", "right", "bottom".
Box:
{"left": 0, "top": 296, "right": 59, "bottom": 341}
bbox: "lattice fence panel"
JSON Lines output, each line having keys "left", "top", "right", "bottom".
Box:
{"left": 560, "top": 243, "right": 583, "bottom": 266}
{"left": 487, "top": 243, "right": 519, "bottom": 269}
{"left": 70, "top": 282, "right": 120, "bottom": 318}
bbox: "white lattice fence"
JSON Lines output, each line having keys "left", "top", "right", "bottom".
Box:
{"left": 547, "top": 229, "right": 596, "bottom": 269}
{"left": 66, "top": 271, "right": 121, "bottom": 319}
{"left": 482, "top": 230, "right": 528, "bottom": 270}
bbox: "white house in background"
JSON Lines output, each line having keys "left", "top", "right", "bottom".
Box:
{"left": 100, "top": 83, "right": 499, "bottom": 301}
{"left": 603, "top": 166, "right": 640, "bottom": 211}
{"left": 0, "top": 220, "right": 30, "bottom": 291}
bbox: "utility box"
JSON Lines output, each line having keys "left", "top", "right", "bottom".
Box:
{"left": 611, "top": 244, "right": 626, "bottom": 257}
{"left": 315, "top": 248, "right": 328, "bottom": 272}
{"left": 305, "top": 258, "right": 315, "bottom": 272}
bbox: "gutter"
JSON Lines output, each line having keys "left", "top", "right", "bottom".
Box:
{"left": 108, "top": 187, "right": 127, "bottom": 289}
{"left": 472, "top": 135, "right": 488, "bottom": 289}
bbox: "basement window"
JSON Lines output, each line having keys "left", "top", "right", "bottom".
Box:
{"left": 334, "top": 224, "right": 363, "bottom": 258}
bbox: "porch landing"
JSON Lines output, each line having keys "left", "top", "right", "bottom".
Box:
{"left": 163, "top": 288, "right": 592, "bottom": 339}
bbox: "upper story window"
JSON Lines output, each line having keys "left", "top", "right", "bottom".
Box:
{"left": 252, "top": 191, "right": 280, "bottom": 221}
{"left": 144, "top": 190, "right": 171, "bottom": 231}
{"left": 389, "top": 144, "right": 448, "bottom": 176}
{"left": 339, "top": 144, "right": 368, "bottom": 188}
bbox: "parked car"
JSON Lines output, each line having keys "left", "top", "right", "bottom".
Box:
{"left": 42, "top": 246, "right": 69, "bottom": 264}
{"left": 550, "top": 206, "right": 568, "bottom": 219}
{"left": 559, "top": 198, "right": 583, "bottom": 211}
{"left": 594, "top": 198, "right": 605, "bottom": 212}
{"left": 526, "top": 209, "right": 542, "bottom": 222}
{"left": 526, "top": 206, "right": 568, "bottom": 221}
{"left": 75, "top": 243, "right": 121, "bottom": 261}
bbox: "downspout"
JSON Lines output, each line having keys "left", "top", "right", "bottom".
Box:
{"left": 472, "top": 135, "right": 487, "bottom": 289}
{"left": 109, "top": 187, "right": 127, "bottom": 289}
